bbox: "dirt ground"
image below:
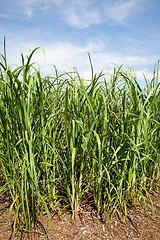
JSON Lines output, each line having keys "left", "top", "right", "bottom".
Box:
{"left": 0, "top": 188, "right": 160, "bottom": 240}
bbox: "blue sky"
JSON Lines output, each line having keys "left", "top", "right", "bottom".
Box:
{"left": 0, "top": 0, "right": 160, "bottom": 83}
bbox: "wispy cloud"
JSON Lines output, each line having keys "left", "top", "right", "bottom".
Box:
{"left": 104, "top": 0, "right": 144, "bottom": 23}
{"left": 4, "top": 35, "right": 154, "bottom": 82}
{"left": 55, "top": 0, "right": 149, "bottom": 28}
{"left": 1, "top": 0, "right": 149, "bottom": 28}
{"left": 0, "top": 0, "right": 59, "bottom": 19}
{"left": 60, "top": 0, "right": 101, "bottom": 28}
{"left": 33, "top": 45, "right": 156, "bottom": 84}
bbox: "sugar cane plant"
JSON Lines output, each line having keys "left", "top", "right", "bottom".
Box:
{"left": 0, "top": 37, "right": 160, "bottom": 238}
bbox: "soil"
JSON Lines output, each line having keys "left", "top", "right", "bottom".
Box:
{"left": 0, "top": 177, "right": 160, "bottom": 240}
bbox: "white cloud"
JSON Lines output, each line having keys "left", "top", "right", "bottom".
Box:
{"left": 3, "top": 36, "right": 154, "bottom": 85}
{"left": 29, "top": 40, "right": 105, "bottom": 77}
{"left": 7, "top": 0, "right": 60, "bottom": 18}
{"left": 60, "top": 0, "right": 101, "bottom": 28}
{"left": 4, "top": 0, "right": 149, "bottom": 28}
{"left": 125, "top": 56, "right": 148, "bottom": 65}
{"left": 136, "top": 70, "right": 154, "bottom": 81}
{"left": 12, "top": 0, "right": 101, "bottom": 28}
{"left": 104, "top": 0, "right": 138, "bottom": 23}
{"left": 57, "top": 0, "right": 149, "bottom": 28}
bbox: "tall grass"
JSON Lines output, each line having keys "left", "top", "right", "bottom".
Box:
{"left": 0, "top": 37, "right": 160, "bottom": 238}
